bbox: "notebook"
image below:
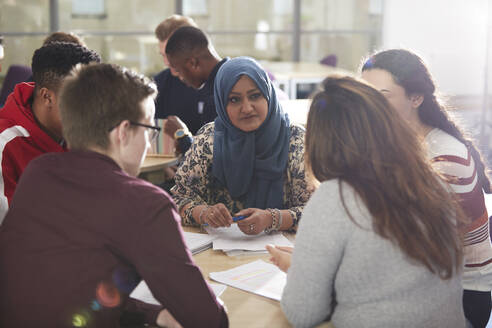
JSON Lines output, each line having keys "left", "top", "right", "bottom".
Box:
{"left": 182, "top": 231, "right": 217, "bottom": 255}
{"left": 130, "top": 280, "right": 227, "bottom": 305}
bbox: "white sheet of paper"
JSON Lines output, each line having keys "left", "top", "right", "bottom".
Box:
{"left": 130, "top": 280, "right": 160, "bottom": 305}
{"left": 182, "top": 231, "right": 216, "bottom": 255}
{"left": 130, "top": 280, "right": 227, "bottom": 306}
{"left": 209, "top": 259, "right": 286, "bottom": 301}
{"left": 225, "top": 249, "right": 269, "bottom": 257}
{"left": 209, "top": 282, "right": 227, "bottom": 297}
{"left": 205, "top": 224, "right": 292, "bottom": 251}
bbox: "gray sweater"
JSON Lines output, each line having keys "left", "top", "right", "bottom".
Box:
{"left": 281, "top": 180, "right": 465, "bottom": 328}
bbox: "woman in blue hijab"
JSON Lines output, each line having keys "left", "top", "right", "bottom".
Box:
{"left": 172, "top": 57, "right": 313, "bottom": 235}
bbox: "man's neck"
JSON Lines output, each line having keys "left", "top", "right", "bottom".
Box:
{"left": 200, "top": 55, "right": 221, "bottom": 84}
{"left": 31, "top": 97, "right": 62, "bottom": 144}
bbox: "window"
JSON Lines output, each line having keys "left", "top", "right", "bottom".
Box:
{"left": 0, "top": 0, "right": 382, "bottom": 81}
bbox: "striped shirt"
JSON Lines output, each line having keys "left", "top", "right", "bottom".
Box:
{"left": 425, "top": 128, "right": 492, "bottom": 291}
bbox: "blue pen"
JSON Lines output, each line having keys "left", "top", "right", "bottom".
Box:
{"left": 232, "top": 215, "right": 246, "bottom": 222}
{"left": 202, "top": 215, "right": 246, "bottom": 227}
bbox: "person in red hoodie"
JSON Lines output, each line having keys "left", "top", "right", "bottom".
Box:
{"left": 0, "top": 35, "right": 4, "bottom": 73}
{"left": 0, "top": 42, "right": 100, "bottom": 222}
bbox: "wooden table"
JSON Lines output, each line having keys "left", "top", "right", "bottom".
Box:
{"left": 138, "top": 154, "right": 179, "bottom": 185}
{"left": 261, "top": 61, "right": 351, "bottom": 99}
{"left": 140, "top": 154, "right": 178, "bottom": 173}
{"left": 186, "top": 227, "right": 334, "bottom": 328}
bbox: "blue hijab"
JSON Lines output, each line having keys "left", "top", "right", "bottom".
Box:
{"left": 212, "top": 57, "right": 291, "bottom": 209}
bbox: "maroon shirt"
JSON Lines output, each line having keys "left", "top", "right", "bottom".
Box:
{"left": 0, "top": 150, "right": 228, "bottom": 328}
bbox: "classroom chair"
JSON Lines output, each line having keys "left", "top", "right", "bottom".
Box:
{"left": 0, "top": 65, "right": 32, "bottom": 107}
{"left": 320, "top": 54, "right": 338, "bottom": 67}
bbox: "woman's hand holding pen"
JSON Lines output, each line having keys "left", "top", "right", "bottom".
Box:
{"left": 236, "top": 208, "right": 272, "bottom": 235}
{"left": 266, "top": 245, "right": 293, "bottom": 273}
{"left": 195, "top": 203, "right": 233, "bottom": 228}
{"left": 195, "top": 205, "right": 275, "bottom": 234}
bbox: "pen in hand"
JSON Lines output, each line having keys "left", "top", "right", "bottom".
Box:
{"left": 202, "top": 215, "right": 246, "bottom": 227}
{"left": 232, "top": 215, "right": 246, "bottom": 222}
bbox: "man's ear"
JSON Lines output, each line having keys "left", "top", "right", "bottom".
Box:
{"left": 410, "top": 94, "right": 424, "bottom": 109}
{"left": 111, "top": 120, "right": 131, "bottom": 147}
{"left": 39, "top": 88, "right": 56, "bottom": 106}
{"left": 187, "top": 56, "right": 200, "bottom": 71}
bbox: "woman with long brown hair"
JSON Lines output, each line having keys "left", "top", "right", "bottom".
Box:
{"left": 271, "top": 76, "right": 465, "bottom": 328}
{"left": 362, "top": 49, "right": 492, "bottom": 328}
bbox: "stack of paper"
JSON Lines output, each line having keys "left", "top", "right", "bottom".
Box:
{"left": 205, "top": 225, "right": 292, "bottom": 256}
{"left": 209, "top": 260, "right": 286, "bottom": 301}
{"left": 182, "top": 231, "right": 217, "bottom": 255}
{"left": 224, "top": 249, "right": 268, "bottom": 257}
{"left": 130, "top": 280, "right": 227, "bottom": 305}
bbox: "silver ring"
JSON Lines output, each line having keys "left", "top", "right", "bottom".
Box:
{"left": 249, "top": 224, "right": 255, "bottom": 232}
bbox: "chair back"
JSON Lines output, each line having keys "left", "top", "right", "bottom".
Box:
{"left": 0, "top": 65, "right": 32, "bottom": 107}
{"left": 320, "top": 54, "right": 338, "bottom": 67}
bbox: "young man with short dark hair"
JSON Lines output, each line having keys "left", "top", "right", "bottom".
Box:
{"left": 0, "top": 42, "right": 100, "bottom": 222}
{"left": 165, "top": 26, "right": 229, "bottom": 154}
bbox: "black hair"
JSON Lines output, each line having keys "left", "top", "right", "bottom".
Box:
{"left": 362, "top": 49, "right": 491, "bottom": 193}
{"left": 31, "top": 41, "right": 101, "bottom": 91}
{"left": 165, "top": 26, "right": 209, "bottom": 58}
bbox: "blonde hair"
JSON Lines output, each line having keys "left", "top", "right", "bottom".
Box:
{"left": 154, "top": 15, "right": 197, "bottom": 42}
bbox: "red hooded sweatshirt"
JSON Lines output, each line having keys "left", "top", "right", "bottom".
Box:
{"left": 0, "top": 82, "right": 65, "bottom": 222}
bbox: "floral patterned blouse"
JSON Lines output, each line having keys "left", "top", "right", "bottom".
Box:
{"left": 171, "top": 122, "right": 315, "bottom": 229}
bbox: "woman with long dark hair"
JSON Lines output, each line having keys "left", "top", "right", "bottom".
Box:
{"left": 362, "top": 49, "right": 492, "bottom": 328}
{"left": 273, "top": 76, "right": 465, "bottom": 327}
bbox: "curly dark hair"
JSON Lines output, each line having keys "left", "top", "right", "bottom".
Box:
{"left": 31, "top": 41, "right": 101, "bottom": 92}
